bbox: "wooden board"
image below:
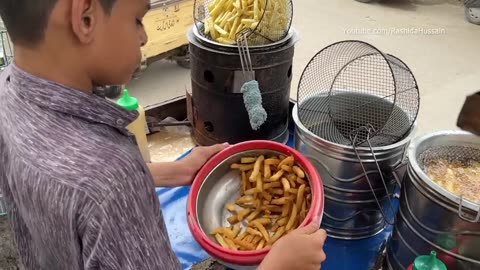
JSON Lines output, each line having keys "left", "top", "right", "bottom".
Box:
{"left": 142, "top": 0, "right": 194, "bottom": 59}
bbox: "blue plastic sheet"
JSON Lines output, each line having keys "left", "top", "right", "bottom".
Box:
{"left": 156, "top": 133, "right": 394, "bottom": 270}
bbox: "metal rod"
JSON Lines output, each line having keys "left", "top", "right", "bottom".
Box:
{"left": 351, "top": 126, "right": 396, "bottom": 226}
{"left": 149, "top": 121, "right": 191, "bottom": 128}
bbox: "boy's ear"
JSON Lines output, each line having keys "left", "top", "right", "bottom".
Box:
{"left": 71, "top": 0, "right": 97, "bottom": 44}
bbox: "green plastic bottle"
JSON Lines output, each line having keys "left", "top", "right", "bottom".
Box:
{"left": 117, "top": 89, "right": 151, "bottom": 162}
{"left": 407, "top": 251, "right": 447, "bottom": 270}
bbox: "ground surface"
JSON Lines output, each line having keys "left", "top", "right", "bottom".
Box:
{"left": 0, "top": 216, "right": 18, "bottom": 270}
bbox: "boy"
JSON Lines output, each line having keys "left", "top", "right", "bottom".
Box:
{"left": 0, "top": 0, "right": 327, "bottom": 269}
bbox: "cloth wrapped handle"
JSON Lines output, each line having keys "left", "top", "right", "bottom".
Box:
{"left": 241, "top": 80, "right": 268, "bottom": 131}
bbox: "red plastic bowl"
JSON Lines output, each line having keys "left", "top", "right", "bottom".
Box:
{"left": 187, "top": 140, "right": 324, "bottom": 266}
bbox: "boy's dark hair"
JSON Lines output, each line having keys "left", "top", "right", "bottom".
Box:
{"left": 0, "top": 0, "right": 116, "bottom": 47}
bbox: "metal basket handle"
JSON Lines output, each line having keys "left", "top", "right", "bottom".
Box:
{"left": 392, "top": 160, "right": 408, "bottom": 186}
{"left": 458, "top": 197, "right": 480, "bottom": 223}
{"left": 351, "top": 125, "right": 397, "bottom": 226}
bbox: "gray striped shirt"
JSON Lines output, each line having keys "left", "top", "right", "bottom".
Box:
{"left": 0, "top": 65, "right": 181, "bottom": 270}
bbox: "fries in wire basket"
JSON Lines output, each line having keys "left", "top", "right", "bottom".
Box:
{"left": 203, "top": 0, "right": 290, "bottom": 44}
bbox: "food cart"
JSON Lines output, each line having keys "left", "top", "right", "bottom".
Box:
{"left": 141, "top": 0, "right": 194, "bottom": 70}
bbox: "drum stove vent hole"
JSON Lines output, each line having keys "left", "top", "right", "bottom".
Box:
{"left": 287, "top": 65, "right": 293, "bottom": 78}
{"left": 204, "top": 70, "right": 215, "bottom": 83}
{"left": 204, "top": 121, "right": 214, "bottom": 132}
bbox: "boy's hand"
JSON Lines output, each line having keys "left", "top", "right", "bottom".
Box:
{"left": 178, "top": 143, "right": 229, "bottom": 185}
{"left": 147, "top": 143, "right": 229, "bottom": 187}
{"left": 258, "top": 217, "right": 327, "bottom": 270}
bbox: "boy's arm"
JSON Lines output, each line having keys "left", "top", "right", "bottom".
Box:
{"left": 147, "top": 143, "right": 228, "bottom": 187}
{"left": 147, "top": 161, "right": 195, "bottom": 187}
{"left": 81, "top": 178, "right": 180, "bottom": 270}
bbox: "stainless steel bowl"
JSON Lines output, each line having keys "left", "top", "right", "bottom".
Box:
{"left": 188, "top": 140, "right": 324, "bottom": 270}
{"left": 196, "top": 149, "right": 311, "bottom": 237}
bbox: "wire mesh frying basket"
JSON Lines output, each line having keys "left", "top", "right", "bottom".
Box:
{"left": 194, "top": 0, "right": 293, "bottom": 46}
{"left": 297, "top": 40, "right": 420, "bottom": 147}
{"left": 296, "top": 40, "right": 420, "bottom": 226}
{"left": 420, "top": 145, "right": 480, "bottom": 221}
{"left": 420, "top": 146, "right": 480, "bottom": 172}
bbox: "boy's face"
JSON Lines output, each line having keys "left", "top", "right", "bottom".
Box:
{"left": 84, "top": 0, "right": 150, "bottom": 86}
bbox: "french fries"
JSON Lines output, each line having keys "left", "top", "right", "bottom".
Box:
{"left": 281, "top": 178, "right": 290, "bottom": 192}
{"left": 236, "top": 196, "right": 254, "bottom": 204}
{"left": 247, "top": 227, "right": 263, "bottom": 237}
{"left": 280, "top": 165, "right": 292, "bottom": 173}
{"left": 256, "top": 173, "right": 263, "bottom": 192}
{"left": 236, "top": 231, "right": 248, "bottom": 241}
{"left": 225, "top": 203, "right": 237, "bottom": 213}
{"left": 212, "top": 154, "right": 313, "bottom": 251}
{"left": 233, "top": 238, "right": 255, "bottom": 250}
{"left": 251, "top": 217, "right": 271, "bottom": 225}
{"left": 269, "top": 188, "right": 284, "bottom": 195}
{"left": 281, "top": 203, "right": 290, "bottom": 217}
{"left": 232, "top": 224, "right": 241, "bottom": 237}
{"left": 278, "top": 156, "right": 294, "bottom": 169}
{"left": 224, "top": 237, "right": 238, "bottom": 250}
{"left": 285, "top": 204, "right": 298, "bottom": 232}
{"left": 269, "top": 170, "right": 284, "bottom": 182}
{"left": 253, "top": 235, "right": 262, "bottom": 244}
{"left": 287, "top": 174, "right": 297, "bottom": 188}
{"left": 250, "top": 155, "right": 265, "bottom": 181}
{"left": 296, "top": 184, "right": 306, "bottom": 211}
{"left": 265, "top": 158, "right": 280, "bottom": 166}
{"left": 256, "top": 239, "right": 266, "bottom": 250}
{"left": 215, "top": 234, "right": 229, "bottom": 248}
{"left": 252, "top": 221, "right": 270, "bottom": 242}
{"left": 241, "top": 171, "right": 247, "bottom": 195}
{"left": 296, "top": 176, "right": 307, "bottom": 185}
{"left": 277, "top": 216, "right": 288, "bottom": 226}
{"left": 270, "top": 226, "right": 286, "bottom": 244}
{"left": 237, "top": 209, "right": 251, "bottom": 221}
{"left": 293, "top": 166, "right": 305, "bottom": 178}
{"left": 246, "top": 210, "right": 261, "bottom": 221}
{"left": 231, "top": 163, "right": 254, "bottom": 171}
{"left": 263, "top": 182, "right": 281, "bottom": 190}
{"left": 204, "top": 0, "right": 289, "bottom": 45}
{"left": 211, "top": 227, "right": 235, "bottom": 239}
{"left": 245, "top": 187, "right": 259, "bottom": 195}
{"left": 271, "top": 197, "right": 291, "bottom": 205}
{"left": 241, "top": 157, "right": 257, "bottom": 163}
{"left": 264, "top": 162, "right": 271, "bottom": 179}
{"left": 228, "top": 215, "right": 239, "bottom": 225}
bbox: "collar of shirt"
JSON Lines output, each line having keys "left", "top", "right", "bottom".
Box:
{"left": 8, "top": 64, "right": 138, "bottom": 133}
